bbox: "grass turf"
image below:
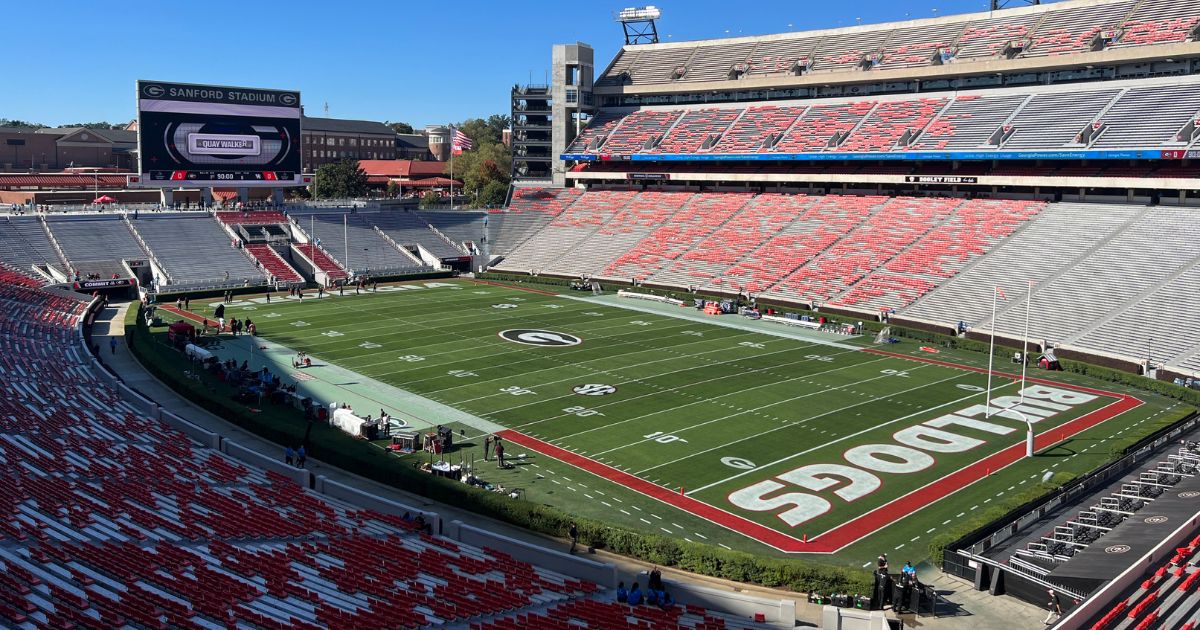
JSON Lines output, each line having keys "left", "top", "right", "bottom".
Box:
{"left": 174, "top": 279, "right": 1190, "bottom": 566}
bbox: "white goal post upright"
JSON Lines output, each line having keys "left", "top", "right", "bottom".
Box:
{"left": 985, "top": 286, "right": 1001, "bottom": 417}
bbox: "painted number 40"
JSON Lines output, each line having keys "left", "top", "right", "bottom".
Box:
{"left": 644, "top": 431, "right": 688, "bottom": 444}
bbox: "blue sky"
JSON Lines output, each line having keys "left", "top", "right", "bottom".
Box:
{"left": 5, "top": 0, "right": 1011, "bottom": 128}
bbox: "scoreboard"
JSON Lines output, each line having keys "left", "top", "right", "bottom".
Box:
{"left": 136, "top": 80, "right": 304, "bottom": 188}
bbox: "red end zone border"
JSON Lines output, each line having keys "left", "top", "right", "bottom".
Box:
{"left": 499, "top": 354, "right": 1143, "bottom": 554}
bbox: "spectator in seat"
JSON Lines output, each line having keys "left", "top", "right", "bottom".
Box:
{"left": 659, "top": 589, "right": 675, "bottom": 609}
{"left": 645, "top": 588, "right": 659, "bottom": 606}
{"left": 616, "top": 582, "right": 628, "bottom": 603}
{"left": 627, "top": 582, "right": 643, "bottom": 606}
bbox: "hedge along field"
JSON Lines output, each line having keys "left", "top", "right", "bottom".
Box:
{"left": 128, "top": 278, "right": 1194, "bottom": 591}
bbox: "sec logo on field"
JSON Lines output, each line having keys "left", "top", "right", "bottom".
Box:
{"left": 499, "top": 329, "right": 582, "bottom": 347}
{"left": 573, "top": 384, "right": 617, "bottom": 396}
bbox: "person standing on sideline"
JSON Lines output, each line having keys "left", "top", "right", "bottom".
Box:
{"left": 296, "top": 445, "right": 307, "bottom": 469}
{"left": 109, "top": 336, "right": 118, "bottom": 354}
{"left": 483, "top": 435, "right": 492, "bottom": 461}
{"left": 495, "top": 439, "right": 505, "bottom": 468}
{"left": 266, "top": 287, "right": 271, "bottom": 303}
{"left": 285, "top": 446, "right": 294, "bottom": 466}
{"left": 1043, "top": 589, "right": 1062, "bottom": 625}
{"left": 569, "top": 522, "right": 579, "bottom": 554}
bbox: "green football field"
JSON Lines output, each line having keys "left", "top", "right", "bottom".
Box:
{"left": 187, "top": 279, "right": 1191, "bottom": 566}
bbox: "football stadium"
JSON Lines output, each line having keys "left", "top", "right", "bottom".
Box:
{"left": 4, "top": 0, "right": 1200, "bottom": 628}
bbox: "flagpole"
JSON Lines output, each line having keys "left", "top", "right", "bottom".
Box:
{"left": 1020, "top": 280, "right": 1031, "bottom": 403}
{"left": 450, "top": 126, "right": 455, "bottom": 211}
{"left": 344, "top": 214, "right": 349, "bottom": 273}
{"left": 985, "top": 287, "right": 998, "bottom": 418}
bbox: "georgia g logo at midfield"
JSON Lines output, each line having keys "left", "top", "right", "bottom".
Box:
{"left": 499, "top": 329, "right": 582, "bottom": 347}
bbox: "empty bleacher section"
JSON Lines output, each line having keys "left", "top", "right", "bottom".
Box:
{"left": 293, "top": 243, "right": 349, "bottom": 281}
{"left": 244, "top": 244, "right": 304, "bottom": 283}
{"left": 304, "top": 213, "right": 428, "bottom": 274}
{"left": 900, "top": 202, "right": 1139, "bottom": 324}
{"left": 1110, "top": 0, "right": 1200, "bottom": 48}
{"left": 602, "top": 193, "right": 752, "bottom": 283}
{"left": 493, "top": 190, "right": 637, "bottom": 273}
{"left": 593, "top": 0, "right": 1191, "bottom": 88}
{"left": 0, "top": 216, "right": 65, "bottom": 278}
{"left": 44, "top": 215, "right": 146, "bottom": 278}
{"left": 566, "top": 78, "right": 1200, "bottom": 156}
{"left": 472, "top": 598, "right": 773, "bottom": 630}
{"left": 489, "top": 187, "right": 583, "bottom": 255}
{"left": 417, "top": 211, "right": 487, "bottom": 252}
{"left": 0, "top": 279, "right": 629, "bottom": 628}
{"left": 547, "top": 191, "right": 694, "bottom": 277}
{"left": 371, "top": 211, "right": 465, "bottom": 258}
{"left": 129, "top": 214, "right": 266, "bottom": 289}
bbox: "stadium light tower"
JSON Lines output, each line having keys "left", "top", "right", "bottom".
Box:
{"left": 991, "top": 0, "right": 1040, "bottom": 10}
{"left": 617, "top": 6, "right": 662, "bottom": 45}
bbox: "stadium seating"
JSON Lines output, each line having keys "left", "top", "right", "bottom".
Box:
{"left": 602, "top": 192, "right": 753, "bottom": 282}
{"left": 565, "top": 111, "right": 626, "bottom": 154}
{"left": 764, "top": 196, "right": 955, "bottom": 304}
{"left": 910, "top": 94, "right": 1030, "bottom": 150}
{"left": 0, "top": 277, "right": 614, "bottom": 629}
{"left": 1110, "top": 0, "right": 1200, "bottom": 48}
{"left": 592, "top": 0, "right": 1196, "bottom": 87}
{"left": 371, "top": 211, "right": 465, "bottom": 258}
{"left": 834, "top": 198, "right": 1045, "bottom": 310}
{"left": 417, "top": 210, "right": 487, "bottom": 251}
{"left": 490, "top": 187, "right": 584, "bottom": 255}
{"left": 1022, "top": 1, "right": 1134, "bottom": 57}
{"left": 44, "top": 216, "right": 146, "bottom": 278}
{"left": 568, "top": 80, "right": 1200, "bottom": 157}
{"left": 1089, "top": 84, "right": 1200, "bottom": 148}
{"left": 0, "top": 216, "right": 64, "bottom": 278}
{"left": 600, "top": 109, "right": 683, "bottom": 154}
{"left": 494, "top": 190, "right": 637, "bottom": 273}
{"left": 130, "top": 214, "right": 266, "bottom": 288}
{"left": 306, "top": 213, "right": 429, "bottom": 274}
{"left": 902, "top": 202, "right": 1142, "bottom": 327}
{"left": 774, "top": 102, "right": 876, "bottom": 153}
{"left": 653, "top": 108, "right": 742, "bottom": 154}
{"left": 999, "top": 89, "right": 1122, "bottom": 150}
{"left": 835, "top": 98, "right": 949, "bottom": 152}
{"left": 952, "top": 13, "right": 1041, "bottom": 60}
{"left": 244, "top": 244, "right": 304, "bottom": 283}
{"left": 293, "top": 242, "right": 350, "bottom": 281}
{"left": 720, "top": 194, "right": 845, "bottom": 293}
{"left": 713, "top": 105, "right": 808, "bottom": 153}
{"left": 215, "top": 211, "right": 289, "bottom": 225}
{"left": 551, "top": 191, "right": 693, "bottom": 277}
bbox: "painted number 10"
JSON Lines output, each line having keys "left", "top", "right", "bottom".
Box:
{"left": 644, "top": 431, "right": 688, "bottom": 444}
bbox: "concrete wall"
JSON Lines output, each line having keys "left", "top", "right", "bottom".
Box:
{"left": 220, "top": 438, "right": 310, "bottom": 487}
{"left": 449, "top": 520, "right": 618, "bottom": 589}
{"left": 636, "top": 570, "right": 797, "bottom": 628}
{"left": 820, "top": 606, "right": 891, "bottom": 630}
{"left": 315, "top": 475, "right": 440, "bottom": 534}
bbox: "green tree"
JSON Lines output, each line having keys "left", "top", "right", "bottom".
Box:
{"left": 0, "top": 119, "right": 45, "bottom": 129}
{"left": 385, "top": 181, "right": 402, "bottom": 198}
{"left": 479, "top": 180, "right": 509, "bottom": 207}
{"left": 419, "top": 191, "right": 442, "bottom": 209}
{"left": 64, "top": 122, "right": 125, "bottom": 130}
{"left": 311, "top": 159, "right": 369, "bottom": 199}
{"left": 386, "top": 121, "right": 414, "bottom": 134}
{"left": 444, "top": 141, "right": 511, "bottom": 208}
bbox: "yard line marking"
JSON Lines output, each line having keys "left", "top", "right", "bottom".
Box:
{"left": 620, "top": 509, "right": 631, "bottom": 516}
{"left": 601, "top": 501, "right": 612, "bottom": 508}
{"left": 584, "top": 493, "right": 594, "bottom": 499}
{"left": 682, "top": 374, "right": 996, "bottom": 492}
{"left": 694, "top": 533, "right": 707, "bottom": 540}
{"left": 640, "top": 518, "right": 652, "bottom": 525}
{"left": 719, "top": 544, "right": 731, "bottom": 550}
{"left": 672, "top": 523, "right": 683, "bottom": 530}
{"left": 660, "top": 527, "right": 672, "bottom": 534}
{"left": 575, "top": 356, "right": 904, "bottom": 452}
{"left": 926, "top": 528, "right": 936, "bottom": 534}
{"left": 942, "top": 520, "right": 952, "bottom": 525}
{"left": 957, "top": 513, "right": 965, "bottom": 518}
{"left": 550, "top": 479, "right": 561, "bottom": 485}
{"left": 650, "top": 514, "right": 663, "bottom": 520}
{"left": 895, "top": 544, "right": 905, "bottom": 550}
{"left": 911, "top": 536, "right": 920, "bottom": 542}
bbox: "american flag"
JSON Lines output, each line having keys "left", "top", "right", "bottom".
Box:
{"left": 451, "top": 128, "right": 473, "bottom": 155}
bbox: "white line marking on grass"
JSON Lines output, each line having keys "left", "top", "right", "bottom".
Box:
{"left": 650, "top": 514, "right": 662, "bottom": 520}
{"left": 942, "top": 520, "right": 951, "bottom": 526}
{"left": 956, "top": 513, "right": 965, "bottom": 518}
{"left": 926, "top": 528, "right": 936, "bottom": 534}
{"left": 566, "top": 486, "right": 577, "bottom": 492}
{"left": 672, "top": 523, "right": 683, "bottom": 530}
{"left": 583, "top": 357, "right": 908, "bottom": 457}
{"left": 680, "top": 374, "right": 1001, "bottom": 491}
{"left": 631, "top": 505, "right": 642, "bottom": 511}
{"left": 584, "top": 493, "right": 594, "bottom": 499}
{"left": 719, "top": 544, "right": 732, "bottom": 550}
{"left": 550, "top": 479, "right": 561, "bottom": 485}
{"left": 863, "top": 562, "right": 873, "bottom": 568}
{"left": 620, "top": 509, "right": 631, "bottom": 516}
{"left": 640, "top": 518, "right": 652, "bottom": 525}
{"left": 694, "top": 533, "right": 707, "bottom": 539}
{"left": 661, "top": 528, "right": 672, "bottom": 534}
{"left": 911, "top": 536, "right": 920, "bottom": 542}
{"left": 895, "top": 544, "right": 905, "bottom": 550}
{"left": 601, "top": 501, "right": 612, "bottom": 508}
